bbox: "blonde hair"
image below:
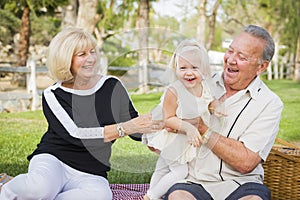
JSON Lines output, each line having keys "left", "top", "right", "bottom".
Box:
{"left": 46, "top": 27, "right": 100, "bottom": 82}
{"left": 169, "top": 39, "right": 211, "bottom": 79}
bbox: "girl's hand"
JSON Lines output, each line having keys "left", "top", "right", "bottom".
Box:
{"left": 185, "top": 124, "right": 203, "bottom": 147}
{"left": 148, "top": 146, "right": 161, "bottom": 154}
{"left": 209, "top": 99, "right": 227, "bottom": 117}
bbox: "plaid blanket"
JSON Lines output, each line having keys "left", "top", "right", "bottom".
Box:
{"left": 110, "top": 184, "right": 149, "bottom": 200}
{"left": 1, "top": 173, "right": 149, "bottom": 200}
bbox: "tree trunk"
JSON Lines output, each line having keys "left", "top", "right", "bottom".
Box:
{"left": 136, "top": 0, "right": 149, "bottom": 93}
{"left": 206, "top": 0, "right": 220, "bottom": 50}
{"left": 17, "top": 5, "right": 30, "bottom": 67}
{"left": 13, "top": 4, "right": 30, "bottom": 87}
{"left": 94, "top": 0, "right": 115, "bottom": 49}
{"left": 76, "top": 0, "right": 98, "bottom": 33}
{"left": 294, "top": 33, "right": 300, "bottom": 81}
{"left": 196, "top": 0, "right": 207, "bottom": 45}
{"left": 62, "top": 0, "right": 78, "bottom": 29}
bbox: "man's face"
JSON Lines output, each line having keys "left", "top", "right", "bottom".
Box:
{"left": 223, "top": 32, "right": 266, "bottom": 92}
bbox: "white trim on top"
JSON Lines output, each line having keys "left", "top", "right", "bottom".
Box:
{"left": 43, "top": 76, "right": 113, "bottom": 139}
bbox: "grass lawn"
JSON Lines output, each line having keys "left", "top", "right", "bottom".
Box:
{"left": 264, "top": 79, "right": 300, "bottom": 142}
{"left": 0, "top": 79, "right": 299, "bottom": 183}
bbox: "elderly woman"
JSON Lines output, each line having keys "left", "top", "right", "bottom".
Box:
{"left": 0, "top": 28, "right": 162, "bottom": 200}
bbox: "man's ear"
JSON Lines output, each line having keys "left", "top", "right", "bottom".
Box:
{"left": 257, "top": 61, "right": 270, "bottom": 75}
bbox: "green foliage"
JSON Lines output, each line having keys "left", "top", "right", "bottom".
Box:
{"left": 0, "top": 9, "right": 20, "bottom": 45}
{"left": 257, "top": 0, "right": 300, "bottom": 53}
{"left": 208, "top": 22, "right": 224, "bottom": 51}
{"left": 0, "top": 0, "right": 69, "bottom": 46}
{"left": 3, "top": 0, "right": 68, "bottom": 18}
{"left": 97, "top": 0, "right": 136, "bottom": 32}
{"left": 108, "top": 55, "right": 136, "bottom": 76}
{"left": 276, "top": 0, "right": 300, "bottom": 53}
{"left": 222, "top": 0, "right": 300, "bottom": 59}
{"left": 103, "top": 40, "right": 137, "bottom": 76}
{"left": 30, "top": 15, "right": 61, "bottom": 45}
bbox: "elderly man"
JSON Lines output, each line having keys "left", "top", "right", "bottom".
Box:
{"left": 165, "top": 25, "right": 283, "bottom": 200}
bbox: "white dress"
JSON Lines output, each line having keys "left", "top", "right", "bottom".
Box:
{"left": 143, "top": 80, "right": 213, "bottom": 164}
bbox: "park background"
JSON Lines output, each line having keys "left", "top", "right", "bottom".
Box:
{"left": 0, "top": 0, "right": 299, "bottom": 183}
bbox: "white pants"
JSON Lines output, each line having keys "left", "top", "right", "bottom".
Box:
{"left": 0, "top": 154, "right": 112, "bottom": 200}
{"left": 147, "top": 156, "right": 188, "bottom": 200}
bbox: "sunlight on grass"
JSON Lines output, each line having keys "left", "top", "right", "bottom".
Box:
{"left": 264, "top": 80, "right": 300, "bottom": 141}
{"left": 109, "top": 137, "right": 158, "bottom": 183}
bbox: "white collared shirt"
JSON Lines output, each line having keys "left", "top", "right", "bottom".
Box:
{"left": 186, "top": 72, "right": 283, "bottom": 199}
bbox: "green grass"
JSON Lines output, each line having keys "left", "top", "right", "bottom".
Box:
{"left": 0, "top": 80, "right": 299, "bottom": 183}
{"left": 264, "top": 79, "right": 300, "bottom": 142}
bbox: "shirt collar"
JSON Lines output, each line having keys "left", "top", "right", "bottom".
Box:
{"left": 244, "top": 75, "right": 262, "bottom": 100}
{"left": 211, "top": 72, "right": 262, "bottom": 100}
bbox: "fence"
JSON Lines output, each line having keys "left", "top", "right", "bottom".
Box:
{"left": 1, "top": 58, "right": 292, "bottom": 113}
{"left": 0, "top": 59, "right": 171, "bottom": 112}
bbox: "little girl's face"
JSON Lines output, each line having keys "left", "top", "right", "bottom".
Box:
{"left": 176, "top": 56, "right": 203, "bottom": 90}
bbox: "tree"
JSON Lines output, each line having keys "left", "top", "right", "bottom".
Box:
{"left": 148, "top": 15, "right": 180, "bottom": 63}
{"left": 61, "top": 0, "right": 77, "bottom": 28}
{"left": 295, "top": 34, "right": 300, "bottom": 81}
{"left": 61, "top": 0, "right": 99, "bottom": 34}
{"left": 3, "top": 0, "right": 69, "bottom": 67}
{"left": 18, "top": 3, "right": 30, "bottom": 67}
{"left": 221, "top": 0, "right": 300, "bottom": 80}
{"left": 0, "top": 9, "right": 20, "bottom": 46}
{"left": 0, "top": 0, "right": 68, "bottom": 86}
{"left": 76, "top": 0, "right": 98, "bottom": 33}
{"left": 196, "top": 0, "right": 207, "bottom": 45}
{"left": 136, "top": 0, "right": 149, "bottom": 93}
{"left": 92, "top": 0, "right": 138, "bottom": 48}
{"left": 206, "top": 0, "right": 220, "bottom": 50}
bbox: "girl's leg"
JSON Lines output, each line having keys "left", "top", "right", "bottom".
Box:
{"left": 54, "top": 163, "right": 112, "bottom": 200}
{"left": 147, "top": 157, "right": 188, "bottom": 199}
{"left": 148, "top": 156, "right": 170, "bottom": 191}
{"left": 0, "top": 154, "right": 65, "bottom": 200}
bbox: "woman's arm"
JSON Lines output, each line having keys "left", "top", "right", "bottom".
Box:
{"left": 103, "top": 114, "right": 162, "bottom": 142}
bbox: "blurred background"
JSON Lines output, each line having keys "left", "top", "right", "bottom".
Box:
{"left": 0, "top": 0, "right": 299, "bottom": 111}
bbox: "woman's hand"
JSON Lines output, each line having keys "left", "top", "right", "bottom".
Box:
{"left": 123, "top": 113, "right": 164, "bottom": 134}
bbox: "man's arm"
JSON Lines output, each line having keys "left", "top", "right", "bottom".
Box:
{"left": 207, "top": 131, "right": 262, "bottom": 173}
{"left": 197, "top": 95, "right": 283, "bottom": 174}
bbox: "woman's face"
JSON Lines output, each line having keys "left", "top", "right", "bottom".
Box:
{"left": 71, "top": 47, "right": 97, "bottom": 80}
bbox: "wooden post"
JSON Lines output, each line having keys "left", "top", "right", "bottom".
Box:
{"left": 26, "top": 59, "right": 38, "bottom": 110}
{"left": 267, "top": 62, "right": 272, "bottom": 80}
{"left": 100, "top": 56, "right": 108, "bottom": 75}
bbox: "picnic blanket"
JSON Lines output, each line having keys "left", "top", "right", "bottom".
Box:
{"left": 110, "top": 184, "right": 149, "bottom": 200}
{"left": 0, "top": 173, "right": 149, "bottom": 200}
{"left": 1, "top": 173, "right": 149, "bottom": 199}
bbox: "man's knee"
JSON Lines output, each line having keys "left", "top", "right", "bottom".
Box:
{"left": 226, "top": 183, "right": 270, "bottom": 200}
{"left": 166, "top": 190, "right": 196, "bottom": 200}
{"left": 164, "top": 183, "right": 212, "bottom": 200}
{"left": 239, "top": 195, "right": 263, "bottom": 200}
